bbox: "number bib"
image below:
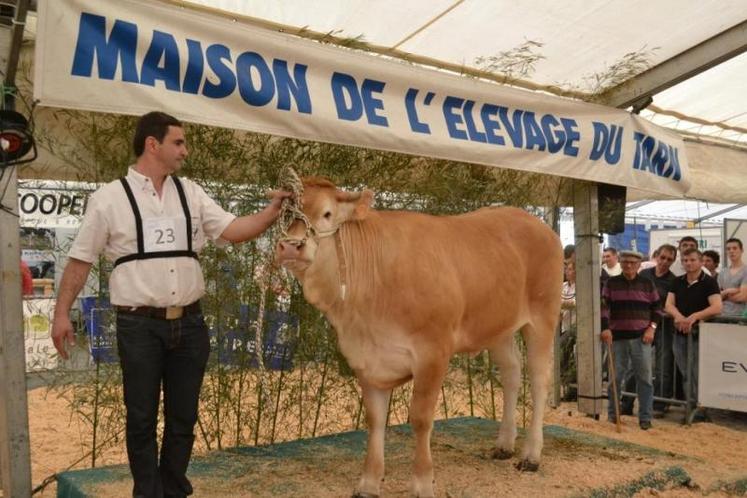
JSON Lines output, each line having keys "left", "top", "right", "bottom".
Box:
{"left": 143, "top": 217, "right": 188, "bottom": 252}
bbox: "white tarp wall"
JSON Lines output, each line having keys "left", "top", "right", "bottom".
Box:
{"left": 34, "top": 0, "right": 690, "bottom": 198}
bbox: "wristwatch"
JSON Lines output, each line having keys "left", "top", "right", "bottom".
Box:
{"left": 649, "top": 322, "right": 657, "bottom": 329}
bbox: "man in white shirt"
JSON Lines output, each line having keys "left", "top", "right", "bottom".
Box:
{"left": 601, "top": 247, "right": 622, "bottom": 281}
{"left": 51, "top": 111, "right": 289, "bottom": 498}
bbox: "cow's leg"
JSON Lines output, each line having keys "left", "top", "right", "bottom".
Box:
{"left": 354, "top": 381, "right": 391, "bottom": 498}
{"left": 409, "top": 361, "right": 448, "bottom": 498}
{"left": 516, "top": 320, "right": 554, "bottom": 471}
{"left": 489, "top": 332, "right": 521, "bottom": 460}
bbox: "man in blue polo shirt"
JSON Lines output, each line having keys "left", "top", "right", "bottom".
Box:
{"left": 665, "top": 248, "right": 722, "bottom": 415}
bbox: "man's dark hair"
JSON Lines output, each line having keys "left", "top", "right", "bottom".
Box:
{"left": 658, "top": 244, "right": 677, "bottom": 258}
{"left": 603, "top": 247, "right": 617, "bottom": 255}
{"left": 682, "top": 248, "right": 702, "bottom": 258}
{"left": 678, "top": 236, "right": 698, "bottom": 248}
{"left": 563, "top": 244, "right": 576, "bottom": 260}
{"left": 133, "top": 111, "right": 182, "bottom": 157}
{"left": 726, "top": 238, "right": 744, "bottom": 250}
{"left": 703, "top": 249, "right": 720, "bottom": 266}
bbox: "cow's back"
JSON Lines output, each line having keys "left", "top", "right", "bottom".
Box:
{"left": 338, "top": 206, "right": 563, "bottom": 353}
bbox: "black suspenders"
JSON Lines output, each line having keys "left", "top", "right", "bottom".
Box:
{"left": 114, "top": 176, "right": 199, "bottom": 268}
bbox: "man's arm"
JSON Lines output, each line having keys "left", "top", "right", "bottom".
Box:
{"left": 220, "top": 191, "right": 290, "bottom": 243}
{"left": 688, "top": 294, "right": 723, "bottom": 322}
{"left": 51, "top": 258, "right": 93, "bottom": 359}
{"left": 664, "top": 292, "right": 684, "bottom": 321}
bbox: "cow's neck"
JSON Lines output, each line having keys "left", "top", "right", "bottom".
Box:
{"left": 302, "top": 235, "right": 345, "bottom": 313}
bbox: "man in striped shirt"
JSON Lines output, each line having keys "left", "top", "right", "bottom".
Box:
{"left": 601, "top": 250, "right": 661, "bottom": 430}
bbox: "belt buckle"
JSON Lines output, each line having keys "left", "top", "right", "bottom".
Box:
{"left": 166, "top": 306, "right": 184, "bottom": 320}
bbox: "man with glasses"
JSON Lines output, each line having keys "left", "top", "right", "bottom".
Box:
{"left": 640, "top": 244, "right": 678, "bottom": 416}
{"left": 601, "top": 250, "right": 661, "bottom": 430}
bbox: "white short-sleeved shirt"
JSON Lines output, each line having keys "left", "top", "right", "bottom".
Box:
{"left": 69, "top": 168, "right": 236, "bottom": 307}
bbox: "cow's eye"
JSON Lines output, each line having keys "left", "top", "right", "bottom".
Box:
{"left": 323, "top": 211, "right": 332, "bottom": 219}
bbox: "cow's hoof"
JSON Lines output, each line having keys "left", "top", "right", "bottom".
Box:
{"left": 492, "top": 447, "right": 514, "bottom": 460}
{"left": 515, "top": 459, "right": 540, "bottom": 472}
{"left": 351, "top": 492, "right": 379, "bottom": 498}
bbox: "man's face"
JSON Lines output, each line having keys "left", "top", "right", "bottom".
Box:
{"left": 702, "top": 255, "right": 717, "bottom": 273}
{"left": 679, "top": 240, "right": 697, "bottom": 253}
{"left": 726, "top": 242, "right": 743, "bottom": 264}
{"left": 656, "top": 249, "right": 676, "bottom": 272}
{"left": 153, "top": 125, "right": 188, "bottom": 173}
{"left": 603, "top": 250, "right": 617, "bottom": 267}
{"left": 682, "top": 252, "right": 702, "bottom": 274}
{"left": 621, "top": 258, "right": 641, "bottom": 279}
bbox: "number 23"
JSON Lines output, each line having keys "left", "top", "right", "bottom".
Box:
{"left": 155, "top": 228, "right": 175, "bottom": 244}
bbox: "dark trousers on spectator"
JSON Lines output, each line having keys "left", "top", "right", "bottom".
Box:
{"left": 673, "top": 330, "right": 698, "bottom": 404}
{"left": 653, "top": 319, "right": 676, "bottom": 410}
{"left": 116, "top": 312, "right": 210, "bottom": 498}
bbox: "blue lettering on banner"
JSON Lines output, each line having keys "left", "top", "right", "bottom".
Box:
{"left": 589, "top": 122, "right": 623, "bottom": 165}
{"left": 182, "top": 39, "right": 204, "bottom": 94}
{"left": 71, "top": 12, "right": 311, "bottom": 114}
{"left": 140, "top": 31, "right": 181, "bottom": 90}
{"left": 71, "top": 13, "right": 139, "bottom": 82}
{"left": 443, "top": 96, "right": 468, "bottom": 140}
{"left": 405, "top": 88, "right": 431, "bottom": 134}
{"left": 523, "top": 112, "right": 546, "bottom": 151}
{"left": 331, "top": 72, "right": 363, "bottom": 121}
{"left": 331, "top": 73, "right": 389, "bottom": 126}
{"left": 632, "top": 132, "right": 681, "bottom": 181}
{"left": 236, "top": 51, "right": 275, "bottom": 106}
{"left": 202, "top": 44, "right": 235, "bottom": 99}
{"left": 442, "top": 99, "right": 582, "bottom": 157}
{"left": 481, "top": 104, "right": 505, "bottom": 146}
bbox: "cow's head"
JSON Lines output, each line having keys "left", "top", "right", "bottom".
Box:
{"left": 276, "top": 177, "right": 373, "bottom": 274}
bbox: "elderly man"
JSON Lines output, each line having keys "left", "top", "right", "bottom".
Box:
{"left": 601, "top": 250, "right": 661, "bottom": 430}
{"left": 666, "top": 248, "right": 722, "bottom": 416}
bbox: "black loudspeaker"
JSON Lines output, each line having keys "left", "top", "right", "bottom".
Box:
{"left": 598, "top": 183, "right": 626, "bottom": 235}
{"left": 0, "top": 109, "right": 36, "bottom": 166}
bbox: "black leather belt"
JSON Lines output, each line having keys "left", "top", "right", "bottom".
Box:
{"left": 115, "top": 300, "right": 201, "bottom": 320}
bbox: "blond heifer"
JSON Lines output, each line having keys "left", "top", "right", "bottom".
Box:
{"left": 276, "top": 178, "right": 562, "bottom": 497}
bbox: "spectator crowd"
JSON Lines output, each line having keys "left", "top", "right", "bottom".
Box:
{"left": 559, "top": 236, "right": 747, "bottom": 428}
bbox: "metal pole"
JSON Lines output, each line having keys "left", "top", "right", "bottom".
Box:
{"left": 573, "top": 182, "right": 604, "bottom": 417}
{"left": 0, "top": 0, "right": 33, "bottom": 495}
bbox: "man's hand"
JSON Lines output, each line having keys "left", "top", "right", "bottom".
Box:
{"left": 642, "top": 327, "right": 655, "bottom": 345}
{"left": 266, "top": 189, "right": 293, "bottom": 211}
{"left": 676, "top": 315, "right": 697, "bottom": 334}
{"left": 601, "top": 329, "right": 613, "bottom": 345}
{"left": 51, "top": 313, "right": 76, "bottom": 359}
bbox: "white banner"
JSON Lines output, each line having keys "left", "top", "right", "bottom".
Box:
{"left": 699, "top": 322, "right": 747, "bottom": 412}
{"left": 18, "top": 181, "right": 94, "bottom": 228}
{"left": 35, "top": 0, "right": 690, "bottom": 197}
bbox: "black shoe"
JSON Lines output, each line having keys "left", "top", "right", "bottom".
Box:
{"left": 639, "top": 420, "right": 652, "bottom": 430}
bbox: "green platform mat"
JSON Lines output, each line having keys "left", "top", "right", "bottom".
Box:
{"left": 57, "top": 417, "right": 702, "bottom": 497}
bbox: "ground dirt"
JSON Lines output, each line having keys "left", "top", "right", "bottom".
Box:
{"left": 24, "top": 386, "right": 747, "bottom": 497}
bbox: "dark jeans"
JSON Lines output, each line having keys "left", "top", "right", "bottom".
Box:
{"left": 653, "top": 319, "right": 676, "bottom": 410}
{"left": 117, "top": 312, "right": 210, "bottom": 498}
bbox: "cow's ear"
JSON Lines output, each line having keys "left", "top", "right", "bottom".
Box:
{"left": 352, "top": 190, "right": 374, "bottom": 220}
